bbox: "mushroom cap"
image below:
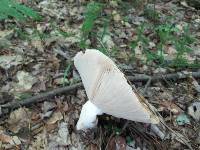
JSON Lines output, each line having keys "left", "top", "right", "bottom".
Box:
{"left": 74, "top": 49, "right": 159, "bottom": 124}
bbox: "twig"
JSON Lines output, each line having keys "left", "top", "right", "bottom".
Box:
{"left": 105, "top": 132, "right": 115, "bottom": 150}
{"left": 120, "top": 120, "right": 130, "bottom": 134}
{"left": 150, "top": 124, "right": 166, "bottom": 140}
{"left": 1, "top": 71, "right": 200, "bottom": 113}
{"left": 143, "top": 77, "right": 152, "bottom": 94}
{"left": 1, "top": 83, "right": 82, "bottom": 111}
{"left": 127, "top": 71, "right": 200, "bottom": 82}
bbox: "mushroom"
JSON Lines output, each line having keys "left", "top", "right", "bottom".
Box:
{"left": 74, "top": 49, "right": 159, "bottom": 130}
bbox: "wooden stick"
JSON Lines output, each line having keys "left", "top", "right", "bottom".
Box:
{"left": 127, "top": 71, "right": 200, "bottom": 82}
{"left": 1, "top": 83, "right": 82, "bottom": 110}
{"left": 1, "top": 71, "right": 200, "bottom": 113}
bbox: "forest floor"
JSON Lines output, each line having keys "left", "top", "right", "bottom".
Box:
{"left": 0, "top": 0, "right": 200, "bottom": 149}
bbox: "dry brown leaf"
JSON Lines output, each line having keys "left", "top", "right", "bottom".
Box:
{"left": 107, "top": 136, "right": 126, "bottom": 150}
{"left": 107, "top": 137, "right": 116, "bottom": 150}
{"left": 46, "top": 123, "right": 58, "bottom": 132}
{"left": 158, "top": 100, "right": 183, "bottom": 115}
{"left": 46, "top": 111, "right": 63, "bottom": 125}
{"left": 115, "top": 136, "right": 126, "bottom": 150}
{"left": 76, "top": 89, "right": 86, "bottom": 101}
{"left": 7, "top": 108, "right": 31, "bottom": 133}
{"left": 46, "top": 55, "right": 60, "bottom": 72}
{"left": 13, "top": 71, "right": 37, "bottom": 92}
{"left": 90, "top": 143, "right": 99, "bottom": 150}
{"left": 62, "top": 101, "right": 69, "bottom": 112}
{"left": 0, "top": 133, "right": 21, "bottom": 145}
{"left": 42, "top": 101, "right": 56, "bottom": 113}
{"left": 31, "top": 111, "right": 41, "bottom": 122}
{"left": 31, "top": 39, "right": 44, "bottom": 52}
{"left": 30, "top": 132, "right": 47, "bottom": 150}
{"left": 32, "top": 75, "right": 47, "bottom": 92}
{"left": 0, "top": 133, "right": 13, "bottom": 143}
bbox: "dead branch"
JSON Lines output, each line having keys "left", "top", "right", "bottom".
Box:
{"left": 127, "top": 71, "right": 200, "bottom": 82}
{"left": 1, "top": 71, "right": 200, "bottom": 114}
{"left": 0, "top": 83, "right": 82, "bottom": 113}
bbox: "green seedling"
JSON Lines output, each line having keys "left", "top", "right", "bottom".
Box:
{"left": 79, "top": 2, "right": 103, "bottom": 49}
{"left": 0, "top": 0, "right": 41, "bottom": 21}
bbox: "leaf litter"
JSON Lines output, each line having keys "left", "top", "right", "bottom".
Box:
{"left": 0, "top": 0, "right": 200, "bottom": 149}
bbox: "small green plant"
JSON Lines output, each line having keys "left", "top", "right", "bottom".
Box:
{"left": 144, "top": 4, "right": 160, "bottom": 22}
{"left": 96, "top": 17, "right": 111, "bottom": 55}
{"left": 130, "top": 23, "right": 198, "bottom": 68}
{"left": 171, "top": 25, "right": 196, "bottom": 68}
{"left": 79, "top": 2, "right": 115, "bottom": 56}
{"left": 79, "top": 2, "right": 103, "bottom": 49}
{"left": 174, "top": 26, "right": 194, "bottom": 55}
{"left": 154, "top": 24, "right": 179, "bottom": 64}
{"left": 130, "top": 23, "right": 150, "bottom": 60}
{"left": 0, "top": 0, "right": 41, "bottom": 21}
{"left": 15, "top": 28, "right": 30, "bottom": 40}
{"left": 126, "top": 136, "right": 133, "bottom": 145}
{"left": 63, "top": 63, "right": 72, "bottom": 86}
{"left": 58, "top": 30, "right": 74, "bottom": 38}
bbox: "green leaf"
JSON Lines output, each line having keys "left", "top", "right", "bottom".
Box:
{"left": 81, "top": 2, "right": 103, "bottom": 36}
{"left": 79, "top": 2, "right": 103, "bottom": 49}
{"left": 63, "top": 63, "right": 72, "bottom": 86}
{"left": 0, "top": 0, "right": 41, "bottom": 21}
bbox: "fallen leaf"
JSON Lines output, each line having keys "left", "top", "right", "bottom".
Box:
{"left": 57, "top": 122, "right": 69, "bottom": 144}
{"left": 102, "top": 34, "right": 115, "bottom": 51}
{"left": 110, "top": 0, "right": 118, "bottom": 7}
{"left": 13, "top": 71, "right": 37, "bottom": 92}
{"left": 0, "top": 133, "right": 21, "bottom": 145}
{"left": 108, "top": 136, "right": 126, "bottom": 150}
{"left": 112, "top": 11, "right": 121, "bottom": 22}
{"left": 31, "top": 36, "right": 44, "bottom": 52}
{"left": 0, "top": 38, "right": 11, "bottom": 48}
{"left": 47, "top": 122, "right": 72, "bottom": 150}
{"left": 0, "top": 30, "right": 14, "bottom": 39}
{"left": 7, "top": 107, "right": 31, "bottom": 133}
{"left": 0, "top": 133, "right": 13, "bottom": 144}
{"left": 30, "top": 133, "right": 47, "bottom": 150}
{"left": 46, "top": 55, "right": 60, "bottom": 72}
{"left": 158, "top": 100, "right": 183, "bottom": 115}
{"left": 46, "top": 111, "right": 63, "bottom": 125}
{"left": 116, "top": 136, "right": 126, "bottom": 150}
{"left": 107, "top": 137, "right": 116, "bottom": 150}
{"left": 53, "top": 77, "right": 66, "bottom": 85}
{"left": 41, "top": 110, "right": 54, "bottom": 119}
{"left": 42, "top": 101, "right": 56, "bottom": 113}
{"left": 0, "top": 55, "right": 23, "bottom": 69}
{"left": 90, "top": 143, "right": 99, "bottom": 150}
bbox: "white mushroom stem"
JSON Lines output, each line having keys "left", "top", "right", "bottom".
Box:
{"left": 76, "top": 100, "right": 103, "bottom": 130}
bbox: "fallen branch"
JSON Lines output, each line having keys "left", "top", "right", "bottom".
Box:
{"left": 127, "top": 71, "right": 200, "bottom": 82}
{"left": 1, "top": 83, "right": 82, "bottom": 111}
{"left": 1, "top": 71, "right": 200, "bottom": 113}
